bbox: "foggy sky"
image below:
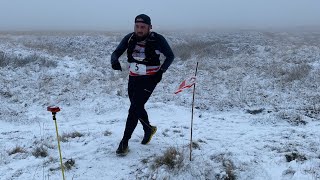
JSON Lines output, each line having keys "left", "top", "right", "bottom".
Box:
{"left": 1, "top": 0, "right": 320, "bottom": 31}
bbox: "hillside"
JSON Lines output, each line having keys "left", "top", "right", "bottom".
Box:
{"left": 0, "top": 30, "right": 320, "bottom": 179}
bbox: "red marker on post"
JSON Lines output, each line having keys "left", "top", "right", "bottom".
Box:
{"left": 47, "top": 106, "right": 61, "bottom": 113}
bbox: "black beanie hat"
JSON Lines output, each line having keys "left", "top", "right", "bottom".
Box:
{"left": 135, "top": 14, "right": 151, "bottom": 25}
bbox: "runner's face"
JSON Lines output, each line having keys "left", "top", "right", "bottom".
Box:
{"left": 134, "top": 22, "right": 151, "bottom": 38}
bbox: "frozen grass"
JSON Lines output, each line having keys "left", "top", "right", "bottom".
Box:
{"left": 60, "top": 131, "right": 84, "bottom": 142}
{"left": 8, "top": 146, "right": 27, "bottom": 156}
{"left": 32, "top": 146, "right": 48, "bottom": 158}
{"left": 1, "top": 31, "right": 319, "bottom": 122}
{"left": 0, "top": 51, "right": 57, "bottom": 68}
{"left": 1, "top": 31, "right": 319, "bottom": 115}
{"left": 152, "top": 147, "right": 184, "bottom": 170}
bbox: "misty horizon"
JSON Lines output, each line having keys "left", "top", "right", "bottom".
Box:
{"left": 0, "top": 0, "right": 320, "bottom": 31}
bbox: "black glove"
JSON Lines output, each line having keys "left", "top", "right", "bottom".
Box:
{"left": 154, "top": 69, "right": 163, "bottom": 83}
{"left": 112, "top": 62, "right": 122, "bottom": 71}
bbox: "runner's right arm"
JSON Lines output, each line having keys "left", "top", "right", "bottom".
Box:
{"left": 111, "top": 33, "right": 133, "bottom": 65}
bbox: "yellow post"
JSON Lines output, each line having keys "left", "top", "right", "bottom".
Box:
{"left": 52, "top": 112, "right": 66, "bottom": 180}
{"left": 47, "top": 106, "right": 65, "bottom": 180}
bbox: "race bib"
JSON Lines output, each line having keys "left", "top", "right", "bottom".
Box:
{"left": 129, "top": 63, "right": 147, "bottom": 75}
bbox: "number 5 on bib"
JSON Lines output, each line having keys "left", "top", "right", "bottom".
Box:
{"left": 130, "top": 63, "right": 147, "bottom": 75}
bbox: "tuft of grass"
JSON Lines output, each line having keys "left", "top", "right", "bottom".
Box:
{"left": 172, "top": 40, "right": 233, "bottom": 60}
{"left": 8, "top": 146, "right": 27, "bottom": 155}
{"left": 246, "top": 108, "right": 265, "bottom": 115}
{"left": 284, "top": 64, "right": 311, "bottom": 82}
{"left": 172, "top": 129, "right": 181, "bottom": 133}
{"left": 60, "top": 131, "right": 84, "bottom": 142}
{"left": 141, "top": 158, "right": 149, "bottom": 164}
{"left": 64, "top": 158, "right": 75, "bottom": 170}
{"left": 278, "top": 111, "right": 307, "bottom": 126}
{"left": 222, "top": 159, "right": 236, "bottom": 180}
{"left": 210, "top": 153, "right": 236, "bottom": 180}
{"left": 191, "top": 142, "right": 200, "bottom": 150}
{"left": 103, "top": 130, "right": 112, "bottom": 136}
{"left": 49, "top": 158, "right": 76, "bottom": 171}
{"left": 162, "top": 129, "right": 170, "bottom": 137}
{"left": 285, "top": 152, "right": 307, "bottom": 162}
{"left": 303, "top": 105, "right": 320, "bottom": 119}
{"left": 152, "top": 147, "right": 184, "bottom": 170}
{"left": 0, "top": 51, "right": 9, "bottom": 67}
{"left": 32, "top": 146, "right": 48, "bottom": 158}
{"left": 0, "top": 52, "right": 57, "bottom": 68}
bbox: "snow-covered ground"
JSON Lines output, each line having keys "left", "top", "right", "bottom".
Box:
{"left": 1, "top": 30, "right": 320, "bottom": 179}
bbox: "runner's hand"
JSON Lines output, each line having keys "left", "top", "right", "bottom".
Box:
{"left": 112, "top": 62, "right": 122, "bottom": 71}
{"left": 154, "top": 69, "right": 163, "bottom": 83}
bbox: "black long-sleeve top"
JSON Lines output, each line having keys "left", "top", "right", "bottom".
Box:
{"left": 111, "top": 32, "right": 174, "bottom": 72}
